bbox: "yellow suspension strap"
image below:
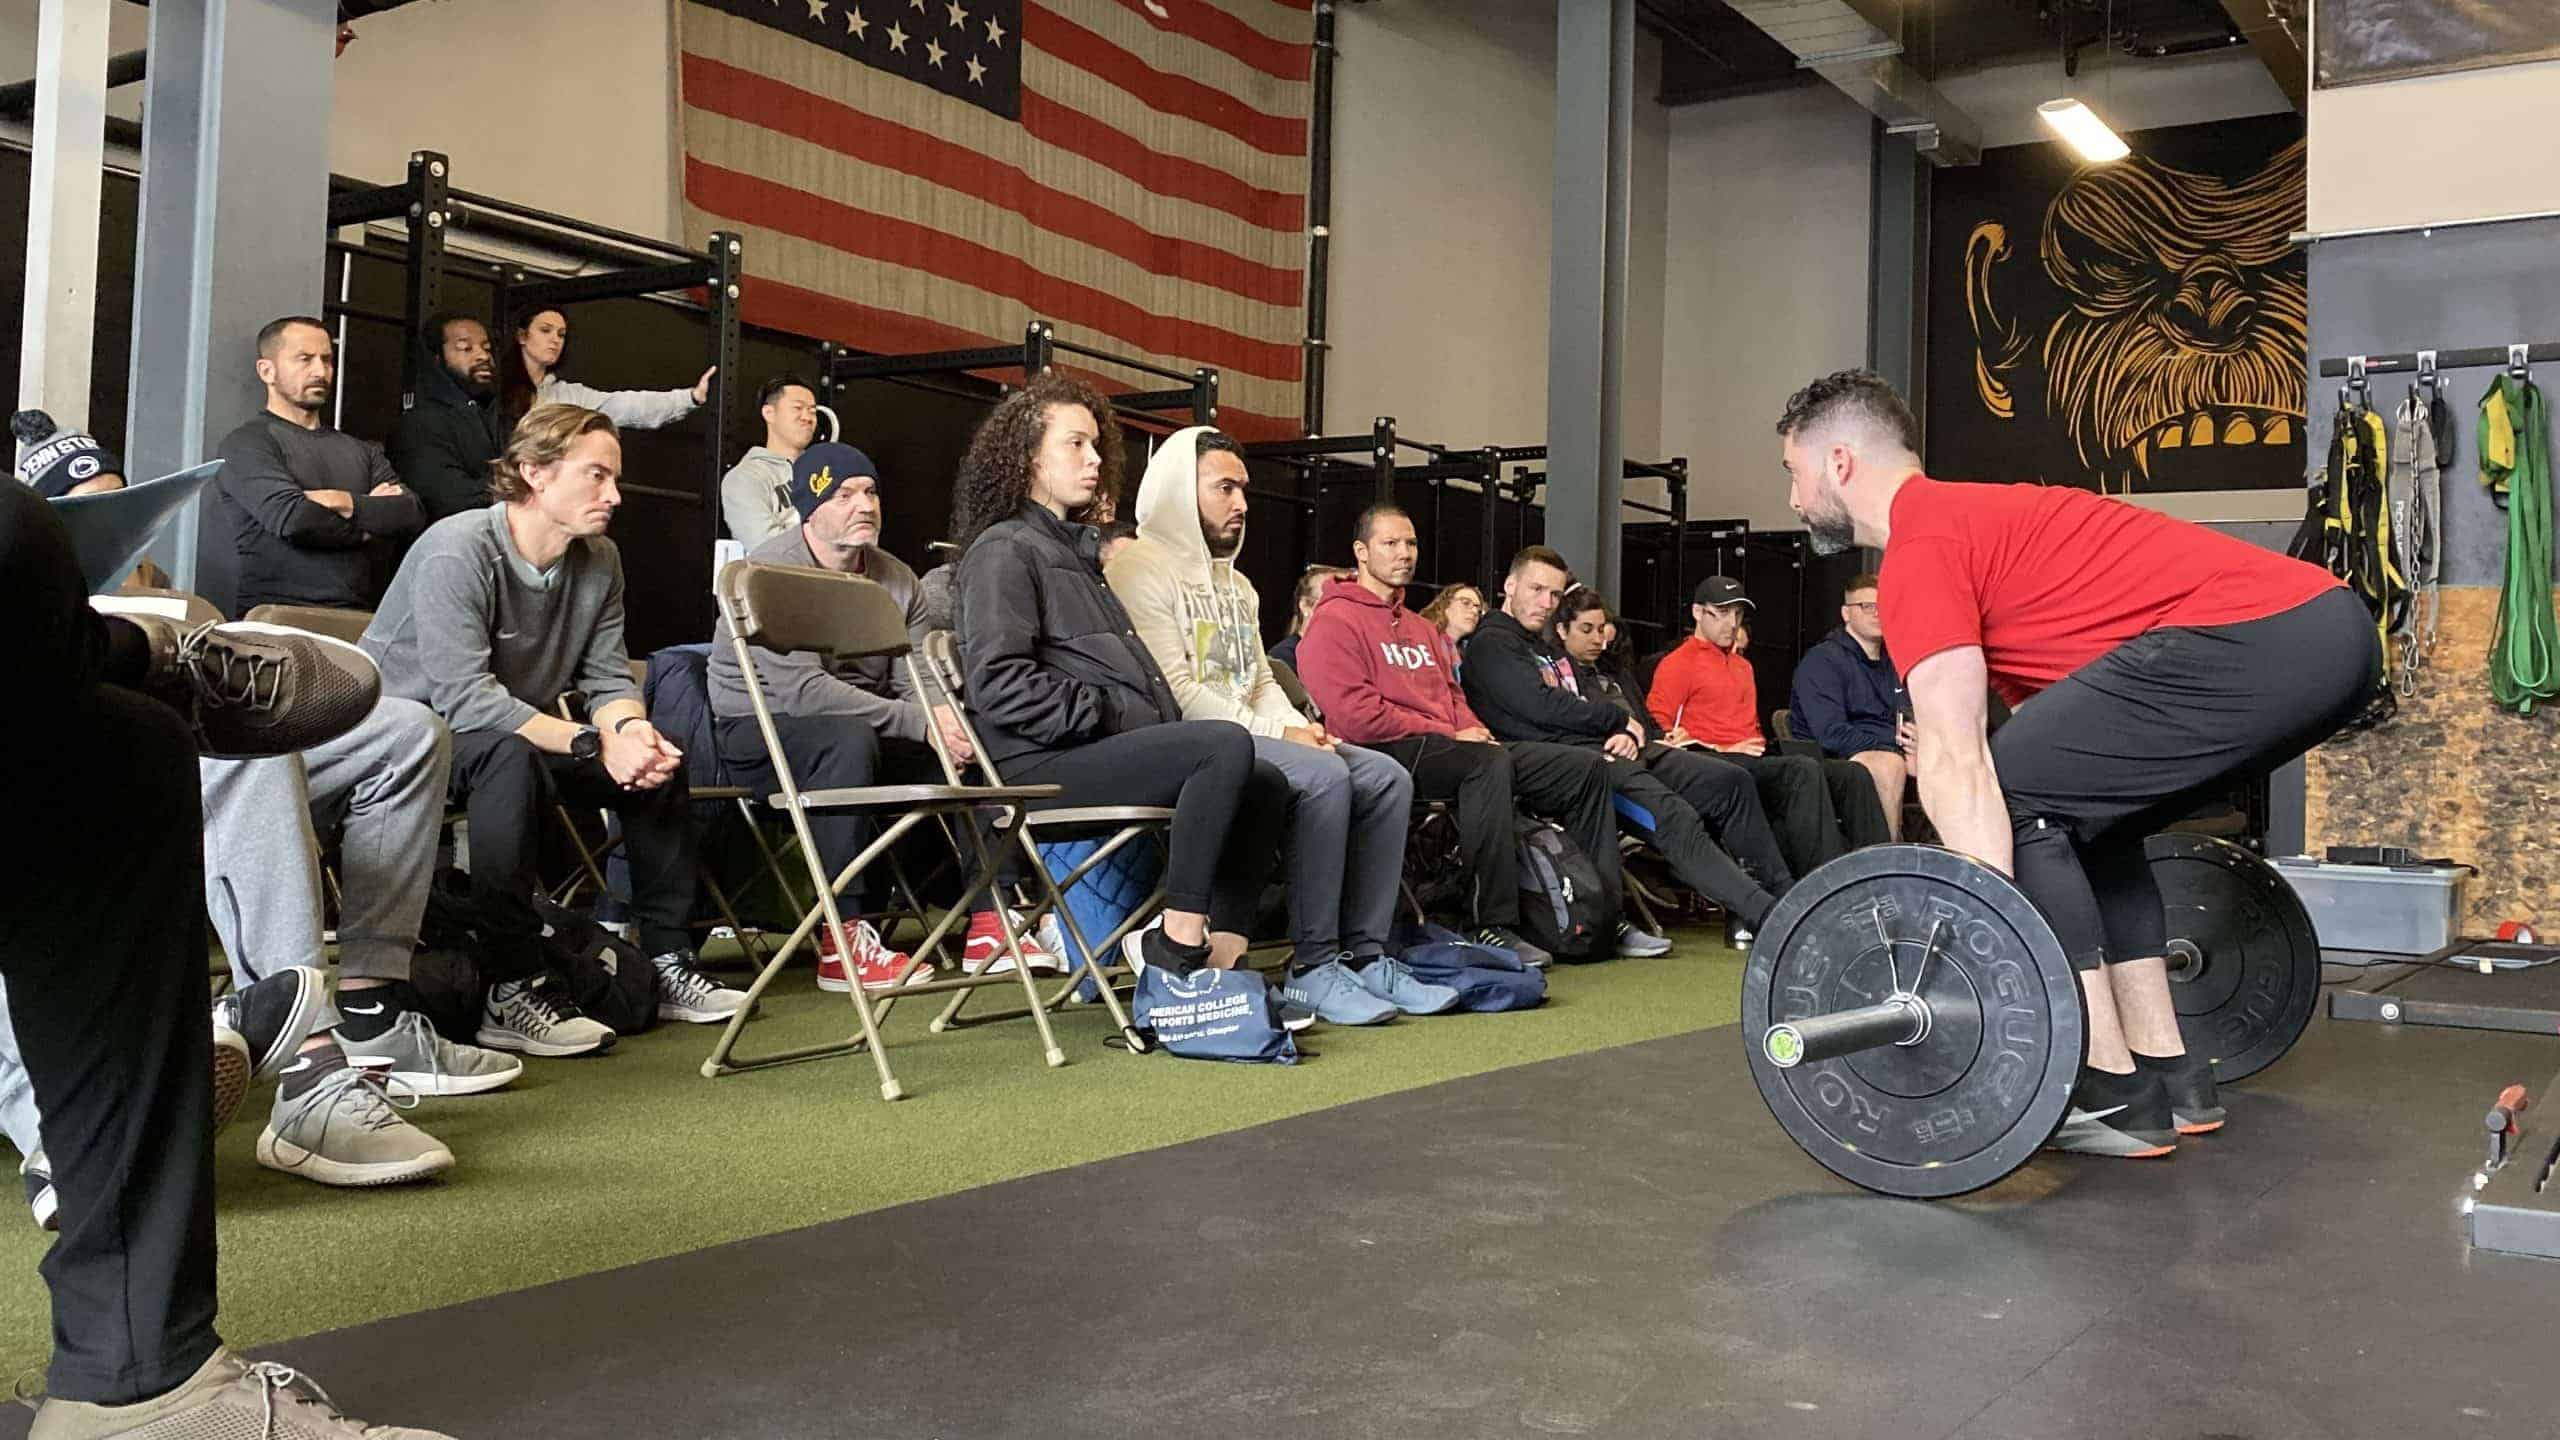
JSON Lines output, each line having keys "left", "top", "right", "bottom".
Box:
{"left": 2481, "top": 370, "right": 2559, "bottom": 714}
{"left": 2321, "top": 400, "right": 2407, "bottom": 665}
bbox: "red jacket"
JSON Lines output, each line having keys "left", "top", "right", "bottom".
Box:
{"left": 1647, "top": 636, "right": 1764, "bottom": 753}
{"left": 1294, "top": 577, "right": 1482, "bottom": 744}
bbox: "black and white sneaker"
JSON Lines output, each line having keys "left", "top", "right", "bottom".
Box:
{"left": 1472, "top": 925, "right": 1552, "bottom": 971}
{"left": 651, "top": 951, "right": 751, "bottom": 1025}
{"left": 2139, "top": 1049, "right": 2227, "bottom": 1135}
{"left": 2047, "top": 1066, "right": 2178, "bottom": 1158}
{"left": 21, "top": 1150, "right": 55, "bottom": 1233}
{"left": 476, "top": 977, "right": 616, "bottom": 1057}
{"left": 213, "top": 965, "right": 331, "bottom": 1081}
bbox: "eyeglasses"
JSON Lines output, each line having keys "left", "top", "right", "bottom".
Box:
{"left": 1844, "top": 601, "right": 1879, "bottom": 612}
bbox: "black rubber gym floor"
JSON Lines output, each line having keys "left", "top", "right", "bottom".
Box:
{"left": 17, "top": 1003, "right": 2560, "bottom": 1440}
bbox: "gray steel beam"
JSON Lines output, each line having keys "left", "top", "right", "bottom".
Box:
{"left": 124, "top": 0, "right": 340, "bottom": 605}
{"left": 1866, "top": 120, "right": 1929, "bottom": 438}
{"left": 17, "top": 0, "right": 111, "bottom": 435}
{"left": 1547, "top": 0, "right": 1636, "bottom": 602}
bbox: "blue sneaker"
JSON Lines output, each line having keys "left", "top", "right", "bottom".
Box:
{"left": 1353, "top": 954, "right": 1462, "bottom": 1015}
{"left": 1282, "top": 958, "right": 1400, "bottom": 1026}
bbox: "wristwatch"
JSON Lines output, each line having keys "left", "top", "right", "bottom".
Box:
{"left": 570, "top": 726, "right": 603, "bottom": 762}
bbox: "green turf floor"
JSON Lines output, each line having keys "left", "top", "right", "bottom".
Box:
{"left": 0, "top": 936, "right": 1744, "bottom": 1381}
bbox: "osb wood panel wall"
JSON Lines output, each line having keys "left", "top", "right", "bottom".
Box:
{"left": 2306, "top": 587, "right": 2557, "bottom": 932}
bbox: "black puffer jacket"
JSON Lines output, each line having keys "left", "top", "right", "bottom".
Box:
{"left": 1459, "top": 607, "right": 1630, "bottom": 747}
{"left": 955, "top": 501, "right": 1180, "bottom": 769}
{"left": 389, "top": 338, "right": 506, "bottom": 521}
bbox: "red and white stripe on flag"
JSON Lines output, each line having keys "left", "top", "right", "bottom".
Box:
{"left": 676, "top": 0, "right": 1314, "bottom": 438}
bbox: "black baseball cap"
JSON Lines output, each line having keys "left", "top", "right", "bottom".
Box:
{"left": 1694, "top": 575, "right": 1754, "bottom": 609}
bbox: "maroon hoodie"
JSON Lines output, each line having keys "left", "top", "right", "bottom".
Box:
{"left": 1294, "top": 575, "right": 1483, "bottom": 744}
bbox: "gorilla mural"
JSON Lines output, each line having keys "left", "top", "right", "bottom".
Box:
{"left": 1927, "top": 117, "right": 2306, "bottom": 495}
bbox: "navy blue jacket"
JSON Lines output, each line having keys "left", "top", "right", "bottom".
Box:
{"left": 1788, "top": 627, "right": 1899, "bottom": 758}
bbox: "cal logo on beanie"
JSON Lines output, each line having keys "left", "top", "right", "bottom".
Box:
{"left": 789, "top": 441, "right": 880, "bottom": 522}
{"left": 11, "top": 410, "right": 124, "bottom": 499}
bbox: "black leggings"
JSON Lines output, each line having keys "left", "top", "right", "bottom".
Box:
{"left": 1605, "top": 758, "right": 1776, "bottom": 927}
{"left": 1007, "top": 723, "right": 1286, "bottom": 932}
{"left": 1992, "top": 587, "right": 2380, "bottom": 970}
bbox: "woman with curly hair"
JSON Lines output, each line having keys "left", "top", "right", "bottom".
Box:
{"left": 1418, "top": 583, "right": 1486, "bottom": 673}
{"left": 951, "top": 375, "right": 1287, "bottom": 978}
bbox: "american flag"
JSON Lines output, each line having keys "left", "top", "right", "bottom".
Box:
{"left": 677, "top": 0, "right": 1313, "bottom": 438}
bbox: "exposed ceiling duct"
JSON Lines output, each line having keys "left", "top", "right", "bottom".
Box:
{"left": 1720, "top": 0, "right": 1984, "bottom": 165}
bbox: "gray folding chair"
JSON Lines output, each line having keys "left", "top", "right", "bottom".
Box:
{"left": 917, "top": 630, "right": 1167, "bottom": 1034}
{"left": 706, "top": 561, "right": 1065, "bottom": 1098}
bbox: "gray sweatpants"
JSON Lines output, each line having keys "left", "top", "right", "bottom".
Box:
{"left": 0, "top": 698, "right": 446, "bottom": 1161}
{"left": 1254, "top": 736, "right": 1414, "bottom": 968}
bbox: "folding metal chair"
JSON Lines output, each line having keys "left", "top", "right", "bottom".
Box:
{"left": 705, "top": 560, "right": 1070, "bottom": 1098}
{"left": 915, "top": 631, "right": 1168, "bottom": 1034}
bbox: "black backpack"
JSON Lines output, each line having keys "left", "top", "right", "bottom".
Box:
{"left": 532, "top": 895, "right": 658, "bottom": 1038}
{"left": 1513, "top": 819, "right": 1611, "bottom": 962}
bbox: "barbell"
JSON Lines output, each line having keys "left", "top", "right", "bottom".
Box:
{"left": 1740, "top": 833, "right": 2323, "bottom": 1199}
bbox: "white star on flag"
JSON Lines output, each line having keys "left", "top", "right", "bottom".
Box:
{"left": 907, "top": 0, "right": 924, "bottom": 10}
{"left": 805, "top": 0, "right": 827, "bottom": 18}
{"left": 965, "top": 54, "right": 987, "bottom": 85}
{"left": 945, "top": 0, "right": 968, "bottom": 27}
{"left": 846, "top": 5, "right": 866, "bottom": 36}
{"left": 925, "top": 35, "right": 946, "bottom": 66}
{"left": 885, "top": 19, "right": 907, "bottom": 50}
{"left": 983, "top": 15, "right": 1004, "bottom": 47}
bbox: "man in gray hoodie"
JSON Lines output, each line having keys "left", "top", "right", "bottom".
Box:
{"left": 719, "top": 373, "right": 820, "bottom": 548}
{"left": 1108, "top": 428, "right": 1456, "bottom": 1025}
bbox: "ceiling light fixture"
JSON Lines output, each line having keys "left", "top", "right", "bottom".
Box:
{"left": 2037, "top": 97, "right": 2130, "bottom": 162}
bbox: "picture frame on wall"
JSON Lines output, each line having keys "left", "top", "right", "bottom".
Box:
{"left": 2315, "top": 0, "right": 2560, "bottom": 89}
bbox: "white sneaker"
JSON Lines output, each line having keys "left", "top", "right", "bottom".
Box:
{"left": 342, "top": 1010, "right": 524, "bottom": 1097}
{"left": 652, "top": 950, "right": 751, "bottom": 1024}
{"left": 475, "top": 977, "right": 616, "bottom": 1057}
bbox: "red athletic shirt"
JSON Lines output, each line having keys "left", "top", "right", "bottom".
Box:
{"left": 1879, "top": 476, "right": 2340, "bottom": 705}
{"left": 1646, "top": 637, "right": 1763, "bottom": 751}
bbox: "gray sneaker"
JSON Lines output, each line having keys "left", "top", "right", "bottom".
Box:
{"left": 1616, "top": 921, "right": 1673, "bottom": 958}
{"left": 341, "top": 1010, "right": 524, "bottom": 1098}
{"left": 1280, "top": 958, "right": 1400, "bottom": 1026}
{"left": 27, "top": 1347, "right": 454, "bottom": 1439}
{"left": 652, "top": 950, "right": 751, "bottom": 1024}
{"left": 127, "top": 616, "right": 382, "bottom": 759}
{"left": 255, "top": 1061, "right": 454, "bottom": 1188}
{"left": 476, "top": 976, "right": 616, "bottom": 1057}
{"left": 1353, "top": 954, "right": 1464, "bottom": 1015}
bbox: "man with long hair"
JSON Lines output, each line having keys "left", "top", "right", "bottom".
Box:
{"left": 365, "top": 405, "right": 748, "bottom": 1056}
{"left": 950, "top": 376, "right": 1287, "bottom": 980}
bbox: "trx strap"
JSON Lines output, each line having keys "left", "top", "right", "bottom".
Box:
{"left": 2481, "top": 371, "right": 2559, "bottom": 714}
{"left": 2391, "top": 386, "right": 2443, "bottom": 696}
{"left": 2320, "top": 401, "right": 2408, "bottom": 656}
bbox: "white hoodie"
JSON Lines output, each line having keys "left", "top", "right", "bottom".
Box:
{"left": 1104, "top": 426, "right": 1308, "bottom": 738}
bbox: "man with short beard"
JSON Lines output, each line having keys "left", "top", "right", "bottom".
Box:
{"left": 391, "top": 311, "right": 508, "bottom": 521}
{"left": 212, "top": 316, "right": 424, "bottom": 612}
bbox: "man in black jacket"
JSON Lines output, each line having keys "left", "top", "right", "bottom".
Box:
{"left": 212, "top": 316, "right": 425, "bottom": 613}
{"left": 951, "top": 374, "right": 1287, "bottom": 980}
{"left": 1462, "top": 547, "right": 1786, "bottom": 941}
{"left": 389, "top": 312, "right": 507, "bottom": 522}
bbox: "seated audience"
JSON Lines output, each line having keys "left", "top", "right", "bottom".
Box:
{"left": 1649, "top": 575, "right": 1892, "bottom": 875}
{"left": 1297, "top": 506, "right": 1625, "bottom": 968}
{"left": 501, "top": 306, "right": 714, "bottom": 432}
{"left": 1109, "top": 427, "right": 1449, "bottom": 1024}
{"left": 389, "top": 311, "right": 507, "bottom": 521}
{"left": 1265, "top": 563, "right": 1349, "bottom": 677}
{"left": 719, "top": 372, "right": 821, "bottom": 548}
{"left": 953, "top": 376, "right": 1291, "bottom": 979}
{"left": 1790, "top": 571, "right": 1908, "bottom": 839}
{"left": 363, "top": 404, "right": 748, "bottom": 1050}
{"left": 1461, "top": 553, "right": 1787, "bottom": 947}
{"left": 11, "top": 409, "right": 125, "bottom": 496}
{"left": 1421, "top": 582, "right": 1486, "bottom": 654}
{"left": 710, "top": 440, "right": 1061, "bottom": 991}
{"left": 213, "top": 316, "right": 425, "bottom": 611}
{"left": 0, "top": 476, "right": 451, "bottom": 1437}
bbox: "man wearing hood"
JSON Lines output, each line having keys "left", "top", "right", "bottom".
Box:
{"left": 1108, "top": 429, "right": 1453, "bottom": 1024}
{"left": 720, "top": 374, "right": 821, "bottom": 548}
{"left": 1297, "top": 504, "right": 1624, "bottom": 969}
{"left": 1462, "top": 549, "right": 1785, "bottom": 949}
{"left": 390, "top": 312, "right": 507, "bottom": 522}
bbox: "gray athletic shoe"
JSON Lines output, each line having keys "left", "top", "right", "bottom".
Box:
{"left": 1353, "top": 954, "right": 1464, "bottom": 1015}
{"left": 27, "top": 1346, "right": 454, "bottom": 1439}
{"left": 652, "top": 950, "right": 751, "bottom": 1024}
{"left": 255, "top": 1060, "right": 454, "bottom": 1188}
{"left": 1615, "top": 921, "right": 1673, "bottom": 958}
{"left": 476, "top": 976, "right": 616, "bottom": 1057}
{"left": 341, "top": 1010, "right": 523, "bottom": 1098}
{"left": 128, "top": 616, "right": 381, "bottom": 759}
{"left": 1280, "top": 958, "right": 1400, "bottom": 1026}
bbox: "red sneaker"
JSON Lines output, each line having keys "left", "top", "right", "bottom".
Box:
{"left": 960, "top": 909, "right": 1065, "bottom": 975}
{"left": 816, "top": 920, "right": 931, "bottom": 993}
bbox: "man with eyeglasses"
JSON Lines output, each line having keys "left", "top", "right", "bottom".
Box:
{"left": 1789, "top": 572, "right": 1909, "bottom": 839}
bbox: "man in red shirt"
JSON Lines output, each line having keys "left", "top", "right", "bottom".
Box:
{"left": 1776, "top": 369, "right": 2376, "bottom": 1159}
{"left": 1647, "top": 575, "right": 1890, "bottom": 878}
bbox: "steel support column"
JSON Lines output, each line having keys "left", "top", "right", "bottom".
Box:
{"left": 1866, "top": 122, "right": 1931, "bottom": 436}
{"left": 17, "top": 0, "right": 111, "bottom": 435}
{"left": 1546, "top": 0, "right": 1636, "bottom": 601}
{"left": 124, "top": 0, "right": 339, "bottom": 602}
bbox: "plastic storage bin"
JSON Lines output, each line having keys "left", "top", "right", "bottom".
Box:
{"left": 2271, "top": 857, "right": 2468, "bottom": 955}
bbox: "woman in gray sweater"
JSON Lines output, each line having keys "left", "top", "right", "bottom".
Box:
{"left": 500, "top": 307, "right": 714, "bottom": 433}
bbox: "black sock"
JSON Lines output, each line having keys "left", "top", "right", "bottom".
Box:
{"left": 333, "top": 983, "right": 412, "bottom": 1042}
{"left": 278, "top": 1039, "right": 349, "bottom": 1102}
{"left": 1145, "top": 928, "right": 1211, "bottom": 976}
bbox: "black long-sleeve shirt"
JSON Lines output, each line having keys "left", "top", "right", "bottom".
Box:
{"left": 213, "top": 413, "right": 424, "bottom": 611}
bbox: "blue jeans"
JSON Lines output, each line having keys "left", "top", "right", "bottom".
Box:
{"left": 1253, "top": 736, "right": 1414, "bottom": 969}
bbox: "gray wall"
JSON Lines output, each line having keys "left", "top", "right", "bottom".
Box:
{"left": 2305, "top": 218, "right": 2560, "bottom": 588}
